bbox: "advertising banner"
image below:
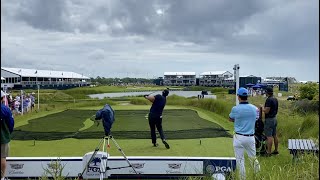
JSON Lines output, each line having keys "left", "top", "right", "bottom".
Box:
{"left": 6, "top": 155, "right": 236, "bottom": 179}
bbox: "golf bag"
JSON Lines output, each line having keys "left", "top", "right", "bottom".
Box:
{"left": 255, "top": 107, "right": 267, "bottom": 155}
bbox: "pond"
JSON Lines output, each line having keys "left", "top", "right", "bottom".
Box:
{"left": 88, "top": 91, "right": 212, "bottom": 99}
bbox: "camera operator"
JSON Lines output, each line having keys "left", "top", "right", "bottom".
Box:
{"left": 144, "top": 89, "right": 170, "bottom": 149}
{"left": 94, "top": 104, "right": 115, "bottom": 136}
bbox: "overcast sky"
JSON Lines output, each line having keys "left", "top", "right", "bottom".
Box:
{"left": 1, "top": 0, "right": 319, "bottom": 81}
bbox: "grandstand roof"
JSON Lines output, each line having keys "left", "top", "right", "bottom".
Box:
{"left": 200, "top": 71, "right": 232, "bottom": 76}
{"left": 1, "top": 67, "right": 89, "bottom": 79}
{"left": 164, "top": 72, "right": 196, "bottom": 76}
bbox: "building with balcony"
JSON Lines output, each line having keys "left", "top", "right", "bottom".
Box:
{"left": 163, "top": 72, "right": 196, "bottom": 86}
{"left": 199, "top": 71, "right": 233, "bottom": 87}
{"left": 1, "top": 67, "right": 90, "bottom": 90}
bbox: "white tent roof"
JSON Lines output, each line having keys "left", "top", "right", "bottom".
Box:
{"left": 1, "top": 77, "right": 5, "bottom": 80}
{"left": 200, "top": 71, "right": 231, "bottom": 76}
{"left": 1, "top": 67, "right": 89, "bottom": 79}
{"left": 164, "top": 72, "right": 196, "bottom": 76}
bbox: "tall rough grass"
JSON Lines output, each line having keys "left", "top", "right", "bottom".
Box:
{"left": 166, "top": 95, "right": 233, "bottom": 119}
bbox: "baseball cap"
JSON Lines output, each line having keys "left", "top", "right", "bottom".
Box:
{"left": 265, "top": 87, "right": 273, "bottom": 93}
{"left": 237, "top": 87, "right": 248, "bottom": 96}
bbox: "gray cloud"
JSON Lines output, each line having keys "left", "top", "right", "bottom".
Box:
{"left": 11, "top": 0, "right": 71, "bottom": 31}
{"left": 1, "top": 0, "right": 318, "bottom": 81}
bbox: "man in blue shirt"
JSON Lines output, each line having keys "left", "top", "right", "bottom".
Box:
{"left": 1, "top": 90, "right": 15, "bottom": 180}
{"left": 144, "top": 89, "right": 170, "bottom": 149}
{"left": 229, "top": 87, "right": 260, "bottom": 180}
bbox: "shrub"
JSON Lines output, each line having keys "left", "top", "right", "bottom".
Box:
{"left": 130, "top": 97, "right": 150, "bottom": 105}
{"left": 299, "top": 83, "right": 319, "bottom": 100}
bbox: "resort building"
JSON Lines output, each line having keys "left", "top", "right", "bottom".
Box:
{"left": 199, "top": 71, "right": 233, "bottom": 87}
{"left": 1, "top": 67, "right": 90, "bottom": 90}
{"left": 163, "top": 72, "right": 196, "bottom": 86}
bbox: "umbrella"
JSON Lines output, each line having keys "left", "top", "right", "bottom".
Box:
{"left": 246, "top": 83, "right": 255, "bottom": 87}
{"left": 252, "top": 84, "right": 262, "bottom": 88}
{"left": 256, "top": 83, "right": 266, "bottom": 87}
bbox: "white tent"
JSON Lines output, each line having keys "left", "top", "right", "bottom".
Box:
{"left": 1, "top": 77, "right": 5, "bottom": 80}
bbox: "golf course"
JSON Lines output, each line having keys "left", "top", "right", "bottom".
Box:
{"left": 8, "top": 84, "right": 319, "bottom": 179}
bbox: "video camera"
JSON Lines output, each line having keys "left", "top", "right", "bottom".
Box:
{"left": 93, "top": 104, "right": 115, "bottom": 136}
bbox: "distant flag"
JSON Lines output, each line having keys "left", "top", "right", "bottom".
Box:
{"left": 18, "top": 69, "right": 21, "bottom": 73}
{"left": 35, "top": 70, "right": 38, "bottom": 74}
{"left": 62, "top": 72, "right": 63, "bottom": 75}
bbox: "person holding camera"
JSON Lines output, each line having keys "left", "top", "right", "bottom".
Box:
{"left": 144, "top": 89, "right": 170, "bottom": 149}
{"left": 94, "top": 104, "right": 115, "bottom": 136}
{"left": 229, "top": 87, "right": 260, "bottom": 180}
{"left": 260, "top": 86, "right": 279, "bottom": 156}
{"left": 1, "top": 90, "right": 15, "bottom": 180}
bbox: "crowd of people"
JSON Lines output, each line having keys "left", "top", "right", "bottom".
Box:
{"left": 3, "top": 91, "right": 36, "bottom": 116}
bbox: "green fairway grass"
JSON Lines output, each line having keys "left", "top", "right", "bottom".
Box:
{"left": 10, "top": 105, "right": 234, "bottom": 157}
{"left": 12, "top": 109, "right": 231, "bottom": 140}
{"left": 10, "top": 137, "right": 234, "bottom": 157}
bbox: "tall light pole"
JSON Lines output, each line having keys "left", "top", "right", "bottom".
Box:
{"left": 37, "top": 83, "right": 40, "bottom": 110}
{"left": 233, "top": 64, "right": 240, "bottom": 105}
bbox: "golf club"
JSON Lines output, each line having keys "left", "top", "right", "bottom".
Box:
{"left": 145, "top": 88, "right": 170, "bottom": 96}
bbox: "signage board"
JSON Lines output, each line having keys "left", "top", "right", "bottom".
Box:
{"left": 6, "top": 155, "right": 236, "bottom": 179}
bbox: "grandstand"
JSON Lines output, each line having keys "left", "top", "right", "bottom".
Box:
{"left": 1, "top": 67, "right": 90, "bottom": 90}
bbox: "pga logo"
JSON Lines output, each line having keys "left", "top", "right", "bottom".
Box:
{"left": 206, "top": 165, "right": 232, "bottom": 174}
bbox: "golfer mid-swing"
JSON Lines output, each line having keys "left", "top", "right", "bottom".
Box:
{"left": 144, "top": 89, "right": 170, "bottom": 149}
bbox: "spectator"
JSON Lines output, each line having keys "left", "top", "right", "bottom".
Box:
{"left": 1, "top": 90, "right": 15, "bottom": 180}
{"left": 14, "top": 99, "right": 21, "bottom": 115}
{"left": 260, "top": 87, "right": 279, "bottom": 156}
{"left": 229, "top": 87, "right": 260, "bottom": 179}
{"left": 30, "top": 93, "right": 35, "bottom": 111}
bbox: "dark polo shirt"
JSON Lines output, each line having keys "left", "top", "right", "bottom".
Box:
{"left": 265, "top": 96, "right": 278, "bottom": 118}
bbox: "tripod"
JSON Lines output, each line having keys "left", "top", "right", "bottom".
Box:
{"left": 78, "top": 135, "right": 138, "bottom": 180}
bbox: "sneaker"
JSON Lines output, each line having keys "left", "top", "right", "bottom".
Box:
{"left": 271, "top": 151, "right": 279, "bottom": 155}
{"left": 162, "top": 140, "right": 170, "bottom": 149}
{"left": 153, "top": 143, "right": 159, "bottom": 147}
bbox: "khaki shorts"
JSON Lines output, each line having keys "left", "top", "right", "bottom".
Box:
{"left": 1, "top": 143, "right": 9, "bottom": 158}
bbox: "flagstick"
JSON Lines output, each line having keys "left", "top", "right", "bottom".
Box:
{"left": 37, "top": 84, "right": 40, "bottom": 110}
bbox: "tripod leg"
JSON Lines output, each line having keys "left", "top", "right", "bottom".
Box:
{"left": 100, "top": 136, "right": 109, "bottom": 179}
{"left": 110, "top": 136, "right": 138, "bottom": 174}
{"left": 78, "top": 137, "right": 105, "bottom": 179}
